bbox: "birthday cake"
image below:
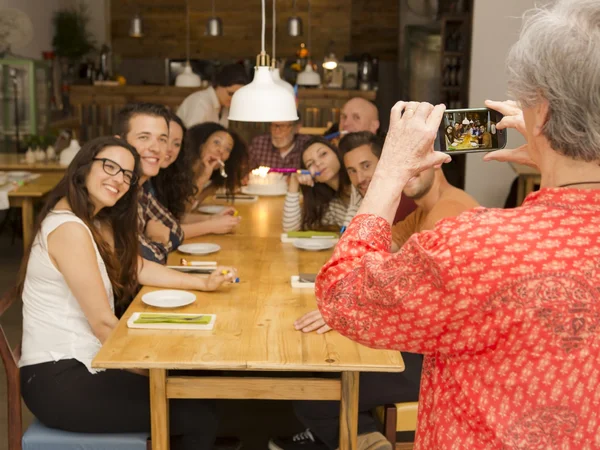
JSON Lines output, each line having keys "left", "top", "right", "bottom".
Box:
{"left": 243, "top": 166, "right": 288, "bottom": 196}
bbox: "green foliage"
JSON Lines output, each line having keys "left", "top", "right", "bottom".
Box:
{"left": 52, "top": 2, "right": 96, "bottom": 61}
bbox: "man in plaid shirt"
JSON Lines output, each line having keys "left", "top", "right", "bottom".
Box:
{"left": 115, "top": 103, "right": 184, "bottom": 264}
{"left": 248, "top": 118, "right": 310, "bottom": 170}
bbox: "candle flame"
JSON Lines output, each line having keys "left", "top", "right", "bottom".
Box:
{"left": 251, "top": 166, "right": 270, "bottom": 178}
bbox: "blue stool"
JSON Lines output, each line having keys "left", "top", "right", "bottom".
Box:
{"left": 0, "top": 288, "right": 149, "bottom": 450}
{"left": 22, "top": 419, "right": 148, "bottom": 450}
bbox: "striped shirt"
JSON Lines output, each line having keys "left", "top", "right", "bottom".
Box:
{"left": 282, "top": 186, "right": 361, "bottom": 232}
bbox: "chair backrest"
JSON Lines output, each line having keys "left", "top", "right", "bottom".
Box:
{"left": 0, "top": 286, "right": 23, "bottom": 450}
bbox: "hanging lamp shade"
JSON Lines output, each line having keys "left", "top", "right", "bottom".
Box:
{"left": 206, "top": 17, "right": 223, "bottom": 36}
{"left": 229, "top": 65, "right": 298, "bottom": 122}
{"left": 297, "top": 63, "right": 320, "bottom": 87}
{"left": 287, "top": 16, "right": 303, "bottom": 37}
{"left": 175, "top": 62, "right": 201, "bottom": 87}
{"left": 271, "top": 67, "right": 295, "bottom": 95}
{"left": 206, "top": 0, "right": 223, "bottom": 36}
{"left": 322, "top": 52, "right": 338, "bottom": 70}
{"left": 129, "top": 13, "right": 144, "bottom": 38}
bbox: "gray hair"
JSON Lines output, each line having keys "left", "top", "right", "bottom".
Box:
{"left": 507, "top": 0, "right": 600, "bottom": 161}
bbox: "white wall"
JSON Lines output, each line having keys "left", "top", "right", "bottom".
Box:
{"left": 465, "top": 0, "right": 537, "bottom": 207}
{"left": 0, "top": 0, "right": 73, "bottom": 59}
{"left": 0, "top": 0, "right": 108, "bottom": 59}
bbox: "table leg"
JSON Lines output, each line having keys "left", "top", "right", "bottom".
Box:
{"left": 150, "top": 369, "right": 169, "bottom": 450}
{"left": 21, "top": 198, "right": 34, "bottom": 253}
{"left": 339, "top": 371, "right": 359, "bottom": 450}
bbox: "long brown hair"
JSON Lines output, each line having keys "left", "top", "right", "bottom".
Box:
{"left": 186, "top": 122, "right": 249, "bottom": 195}
{"left": 17, "top": 136, "right": 142, "bottom": 311}
{"left": 299, "top": 137, "right": 351, "bottom": 230}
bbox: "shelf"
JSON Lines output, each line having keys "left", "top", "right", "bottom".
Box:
{"left": 443, "top": 51, "right": 463, "bottom": 56}
{"left": 441, "top": 87, "right": 461, "bottom": 92}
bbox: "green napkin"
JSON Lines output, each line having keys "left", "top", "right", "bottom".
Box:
{"left": 287, "top": 231, "right": 338, "bottom": 238}
{"left": 134, "top": 313, "right": 211, "bottom": 325}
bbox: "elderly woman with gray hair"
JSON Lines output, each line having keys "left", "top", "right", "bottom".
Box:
{"left": 314, "top": 0, "right": 600, "bottom": 448}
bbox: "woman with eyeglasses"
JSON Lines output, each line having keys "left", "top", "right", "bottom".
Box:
{"left": 282, "top": 137, "right": 360, "bottom": 232}
{"left": 176, "top": 64, "right": 249, "bottom": 128}
{"left": 17, "top": 136, "right": 237, "bottom": 450}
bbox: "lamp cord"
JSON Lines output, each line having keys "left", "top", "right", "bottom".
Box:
{"left": 212, "top": 0, "right": 216, "bottom": 17}
{"left": 261, "top": 0, "right": 266, "bottom": 53}
{"left": 272, "top": 0, "right": 276, "bottom": 60}
{"left": 308, "top": 0, "right": 311, "bottom": 62}
{"left": 186, "top": 0, "right": 190, "bottom": 61}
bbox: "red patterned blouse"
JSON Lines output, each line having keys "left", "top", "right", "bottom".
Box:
{"left": 316, "top": 188, "right": 600, "bottom": 449}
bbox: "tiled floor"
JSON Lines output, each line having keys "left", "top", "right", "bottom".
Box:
{"left": 0, "top": 215, "right": 412, "bottom": 450}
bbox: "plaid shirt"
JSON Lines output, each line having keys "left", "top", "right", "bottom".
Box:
{"left": 248, "top": 134, "right": 311, "bottom": 170}
{"left": 137, "top": 181, "right": 184, "bottom": 264}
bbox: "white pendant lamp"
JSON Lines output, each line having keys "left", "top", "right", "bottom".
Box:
{"left": 287, "top": 0, "right": 303, "bottom": 37}
{"left": 229, "top": 0, "right": 298, "bottom": 122}
{"left": 270, "top": 0, "right": 295, "bottom": 95}
{"left": 129, "top": 12, "right": 144, "bottom": 38}
{"left": 206, "top": 0, "right": 223, "bottom": 36}
{"left": 175, "top": 0, "right": 201, "bottom": 87}
{"left": 296, "top": 0, "right": 320, "bottom": 87}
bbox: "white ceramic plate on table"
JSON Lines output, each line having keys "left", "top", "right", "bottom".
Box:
{"left": 293, "top": 239, "right": 336, "bottom": 251}
{"left": 7, "top": 171, "right": 31, "bottom": 180}
{"left": 177, "top": 243, "right": 221, "bottom": 255}
{"left": 141, "top": 290, "right": 196, "bottom": 308}
{"left": 197, "top": 205, "right": 227, "bottom": 215}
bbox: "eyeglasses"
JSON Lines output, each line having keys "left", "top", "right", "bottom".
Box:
{"left": 93, "top": 158, "right": 138, "bottom": 185}
{"left": 270, "top": 123, "right": 294, "bottom": 132}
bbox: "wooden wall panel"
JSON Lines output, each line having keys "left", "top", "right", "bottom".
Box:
{"left": 110, "top": 0, "right": 397, "bottom": 61}
{"left": 351, "top": 0, "right": 399, "bottom": 60}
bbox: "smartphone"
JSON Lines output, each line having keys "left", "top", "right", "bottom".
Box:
{"left": 167, "top": 266, "right": 215, "bottom": 274}
{"left": 298, "top": 273, "right": 317, "bottom": 283}
{"left": 438, "top": 108, "right": 506, "bottom": 154}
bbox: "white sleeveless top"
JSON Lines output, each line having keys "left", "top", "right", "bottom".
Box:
{"left": 19, "top": 211, "right": 114, "bottom": 374}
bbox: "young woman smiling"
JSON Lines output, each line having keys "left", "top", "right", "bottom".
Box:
{"left": 176, "top": 122, "right": 249, "bottom": 237}
{"left": 282, "top": 137, "right": 360, "bottom": 232}
{"left": 18, "top": 136, "right": 237, "bottom": 450}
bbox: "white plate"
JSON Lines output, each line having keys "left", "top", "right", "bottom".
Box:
{"left": 293, "top": 239, "right": 336, "bottom": 251}
{"left": 197, "top": 205, "right": 226, "bottom": 214}
{"left": 141, "top": 290, "right": 196, "bottom": 308}
{"left": 7, "top": 171, "right": 31, "bottom": 179}
{"left": 241, "top": 185, "right": 288, "bottom": 197}
{"left": 177, "top": 243, "right": 221, "bottom": 255}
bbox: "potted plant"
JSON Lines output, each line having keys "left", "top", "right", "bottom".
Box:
{"left": 52, "top": 2, "right": 96, "bottom": 90}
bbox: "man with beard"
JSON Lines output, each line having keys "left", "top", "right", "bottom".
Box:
{"left": 248, "top": 118, "right": 310, "bottom": 169}
{"left": 390, "top": 165, "right": 479, "bottom": 251}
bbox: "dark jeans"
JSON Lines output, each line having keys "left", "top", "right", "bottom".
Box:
{"left": 294, "top": 352, "right": 423, "bottom": 449}
{"left": 21, "top": 359, "right": 218, "bottom": 450}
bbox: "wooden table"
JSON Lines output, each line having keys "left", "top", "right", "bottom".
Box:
{"left": 510, "top": 163, "right": 541, "bottom": 206}
{"left": 0, "top": 153, "right": 67, "bottom": 173}
{"left": 7, "top": 173, "right": 63, "bottom": 251}
{"left": 93, "top": 197, "right": 404, "bottom": 450}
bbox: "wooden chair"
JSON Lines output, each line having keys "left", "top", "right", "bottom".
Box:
{"left": 0, "top": 288, "right": 150, "bottom": 450}
{"left": 375, "top": 401, "right": 419, "bottom": 446}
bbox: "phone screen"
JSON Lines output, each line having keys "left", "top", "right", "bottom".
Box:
{"left": 438, "top": 108, "right": 506, "bottom": 154}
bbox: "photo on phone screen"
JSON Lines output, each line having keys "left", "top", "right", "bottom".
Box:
{"left": 438, "top": 108, "right": 507, "bottom": 154}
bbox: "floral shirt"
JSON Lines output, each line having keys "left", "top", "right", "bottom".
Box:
{"left": 316, "top": 188, "right": 600, "bottom": 449}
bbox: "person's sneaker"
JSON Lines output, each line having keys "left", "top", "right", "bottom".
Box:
{"left": 268, "top": 429, "right": 329, "bottom": 450}
{"left": 337, "top": 432, "right": 392, "bottom": 450}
